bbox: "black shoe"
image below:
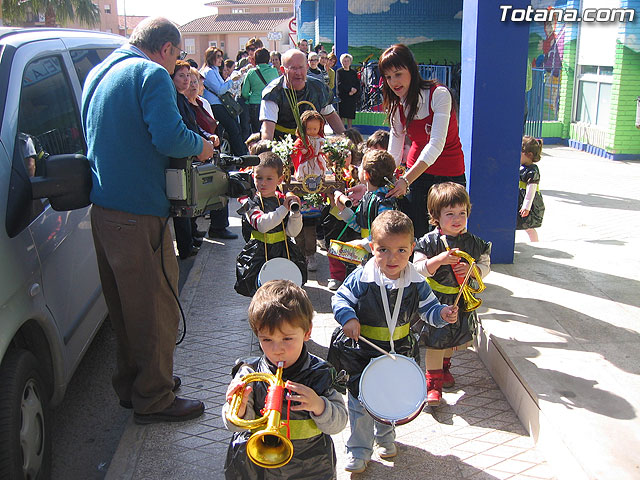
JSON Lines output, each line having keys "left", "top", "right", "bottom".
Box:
{"left": 133, "top": 397, "right": 205, "bottom": 424}
{"left": 192, "top": 237, "right": 203, "bottom": 248}
{"left": 193, "top": 229, "right": 206, "bottom": 238}
{"left": 120, "top": 376, "right": 182, "bottom": 409}
{"left": 179, "top": 245, "right": 199, "bottom": 260}
{"left": 208, "top": 228, "right": 238, "bottom": 240}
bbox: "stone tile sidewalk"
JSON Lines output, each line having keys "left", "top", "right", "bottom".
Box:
{"left": 106, "top": 204, "right": 554, "bottom": 480}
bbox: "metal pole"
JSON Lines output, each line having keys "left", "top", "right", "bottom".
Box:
{"left": 123, "top": 0, "right": 127, "bottom": 37}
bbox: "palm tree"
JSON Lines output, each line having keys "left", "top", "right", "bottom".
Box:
{"left": 2, "top": 0, "right": 100, "bottom": 28}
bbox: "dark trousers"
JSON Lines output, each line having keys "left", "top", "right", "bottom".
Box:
{"left": 295, "top": 223, "right": 318, "bottom": 257}
{"left": 173, "top": 216, "right": 193, "bottom": 257}
{"left": 400, "top": 172, "right": 466, "bottom": 239}
{"left": 237, "top": 97, "right": 252, "bottom": 142}
{"left": 248, "top": 103, "right": 261, "bottom": 134}
{"left": 90, "top": 206, "right": 178, "bottom": 414}
{"left": 209, "top": 203, "right": 230, "bottom": 232}
{"left": 212, "top": 103, "right": 248, "bottom": 156}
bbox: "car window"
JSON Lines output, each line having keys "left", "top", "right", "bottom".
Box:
{"left": 71, "top": 48, "right": 114, "bottom": 86}
{"left": 18, "top": 54, "right": 85, "bottom": 157}
{"left": 6, "top": 54, "right": 83, "bottom": 237}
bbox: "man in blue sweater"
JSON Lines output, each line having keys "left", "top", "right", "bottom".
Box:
{"left": 82, "top": 17, "right": 214, "bottom": 424}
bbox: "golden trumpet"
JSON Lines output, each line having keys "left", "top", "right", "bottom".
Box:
{"left": 226, "top": 362, "right": 294, "bottom": 468}
{"left": 451, "top": 250, "right": 485, "bottom": 311}
{"left": 441, "top": 236, "right": 485, "bottom": 312}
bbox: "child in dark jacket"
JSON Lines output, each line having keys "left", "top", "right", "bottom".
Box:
{"left": 334, "top": 149, "right": 398, "bottom": 249}
{"left": 234, "top": 152, "right": 305, "bottom": 296}
{"left": 413, "top": 182, "right": 491, "bottom": 406}
{"left": 223, "top": 280, "right": 347, "bottom": 479}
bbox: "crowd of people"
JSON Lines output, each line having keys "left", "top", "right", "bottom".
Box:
{"left": 81, "top": 17, "right": 543, "bottom": 478}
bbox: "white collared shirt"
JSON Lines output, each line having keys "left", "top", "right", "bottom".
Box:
{"left": 388, "top": 86, "right": 452, "bottom": 167}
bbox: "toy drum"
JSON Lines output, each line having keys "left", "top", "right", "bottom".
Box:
{"left": 258, "top": 257, "right": 303, "bottom": 287}
{"left": 358, "top": 354, "right": 427, "bottom": 426}
{"left": 327, "top": 239, "right": 368, "bottom": 265}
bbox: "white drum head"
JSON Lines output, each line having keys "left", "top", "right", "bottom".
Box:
{"left": 258, "top": 258, "right": 303, "bottom": 287}
{"left": 359, "top": 354, "right": 427, "bottom": 425}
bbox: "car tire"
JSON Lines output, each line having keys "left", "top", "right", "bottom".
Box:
{"left": 0, "top": 349, "right": 51, "bottom": 480}
{"left": 219, "top": 137, "right": 232, "bottom": 156}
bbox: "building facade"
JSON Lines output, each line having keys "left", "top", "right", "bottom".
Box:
{"left": 63, "top": 0, "right": 120, "bottom": 33}
{"left": 179, "top": 0, "right": 295, "bottom": 64}
{"left": 301, "top": 0, "right": 640, "bottom": 159}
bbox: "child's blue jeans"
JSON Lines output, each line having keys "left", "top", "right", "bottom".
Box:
{"left": 346, "top": 392, "right": 395, "bottom": 460}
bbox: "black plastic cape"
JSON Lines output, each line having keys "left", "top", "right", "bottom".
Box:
{"left": 413, "top": 230, "right": 491, "bottom": 349}
{"left": 224, "top": 346, "right": 343, "bottom": 480}
{"left": 235, "top": 195, "right": 307, "bottom": 297}
{"left": 327, "top": 274, "right": 421, "bottom": 398}
{"left": 517, "top": 164, "right": 545, "bottom": 230}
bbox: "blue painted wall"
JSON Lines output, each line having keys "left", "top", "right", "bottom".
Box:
{"left": 460, "top": 0, "right": 530, "bottom": 263}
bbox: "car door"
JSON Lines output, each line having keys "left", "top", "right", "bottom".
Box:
{"left": 10, "top": 38, "right": 106, "bottom": 377}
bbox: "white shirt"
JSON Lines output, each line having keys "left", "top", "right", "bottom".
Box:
{"left": 199, "top": 96, "right": 213, "bottom": 117}
{"left": 259, "top": 78, "right": 335, "bottom": 124}
{"left": 388, "top": 86, "right": 452, "bottom": 168}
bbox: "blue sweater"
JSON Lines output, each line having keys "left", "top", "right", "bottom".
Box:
{"left": 82, "top": 45, "right": 203, "bottom": 217}
{"left": 332, "top": 259, "right": 447, "bottom": 329}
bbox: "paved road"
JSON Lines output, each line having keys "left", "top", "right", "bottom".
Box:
{"left": 50, "top": 318, "right": 129, "bottom": 479}
{"left": 50, "top": 244, "right": 197, "bottom": 479}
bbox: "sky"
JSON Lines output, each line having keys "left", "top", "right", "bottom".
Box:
{"left": 116, "top": 0, "right": 217, "bottom": 26}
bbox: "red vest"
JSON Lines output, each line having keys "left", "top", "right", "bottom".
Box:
{"left": 399, "top": 85, "right": 465, "bottom": 176}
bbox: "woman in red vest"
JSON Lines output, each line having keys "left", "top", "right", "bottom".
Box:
{"left": 380, "top": 44, "right": 466, "bottom": 239}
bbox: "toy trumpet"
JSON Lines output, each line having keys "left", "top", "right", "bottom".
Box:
{"left": 440, "top": 236, "right": 485, "bottom": 311}
{"left": 334, "top": 191, "right": 352, "bottom": 209}
{"left": 226, "top": 362, "right": 294, "bottom": 468}
{"left": 285, "top": 192, "right": 300, "bottom": 212}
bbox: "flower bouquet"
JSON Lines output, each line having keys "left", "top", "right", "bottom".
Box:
{"left": 268, "top": 134, "right": 295, "bottom": 183}
{"left": 322, "top": 137, "right": 351, "bottom": 172}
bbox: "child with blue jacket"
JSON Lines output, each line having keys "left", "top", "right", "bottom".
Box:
{"left": 329, "top": 210, "right": 458, "bottom": 473}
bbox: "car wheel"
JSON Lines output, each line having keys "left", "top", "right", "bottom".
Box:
{"left": 219, "top": 137, "right": 232, "bottom": 156}
{"left": 0, "top": 349, "right": 51, "bottom": 480}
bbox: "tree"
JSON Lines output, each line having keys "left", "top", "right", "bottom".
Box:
{"left": 2, "top": 0, "right": 100, "bottom": 28}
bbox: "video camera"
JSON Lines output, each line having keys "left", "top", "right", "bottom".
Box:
{"left": 165, "top": 152, "right": 258, "bottom": 217}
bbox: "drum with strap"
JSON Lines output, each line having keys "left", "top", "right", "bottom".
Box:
{"left": 358, "top": 354, "right": 427, "bottom": 425}
{"left": 258, "top": 257, "right": 303, "bottom": 287}
{"left": 328, "top": 239, "right": 368, "bottom": 265}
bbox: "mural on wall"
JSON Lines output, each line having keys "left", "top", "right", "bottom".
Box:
{"left": 527, "top": 1, "right": 571, "bottom": 122}
{"left": 298, "top": 0, "right": 462, "bottom": 66}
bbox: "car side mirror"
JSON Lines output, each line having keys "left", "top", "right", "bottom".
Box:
{"left": 30, "top": 154, "right": 92, "bottom": 211}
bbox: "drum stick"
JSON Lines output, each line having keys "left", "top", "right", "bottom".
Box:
{"left": 453, "top": 261, "right": 475, "bottom": 308}
{"left": 440, "top": 235, "right": 450, "bottom": 250}
{"left": 358, "top": 336, "right": 396, "bottom": 360}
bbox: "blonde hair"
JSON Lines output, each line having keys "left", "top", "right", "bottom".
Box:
{"left": 340, "top": 53, "right": 353, "bottom": 64}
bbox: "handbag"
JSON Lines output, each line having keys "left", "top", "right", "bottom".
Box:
{"left": 218, "top": 91, "right": 243, "bottom": 117}
{"left": 205, "top": 84, "right": 243, "bottom": 117}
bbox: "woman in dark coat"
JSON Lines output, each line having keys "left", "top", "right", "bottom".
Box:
{"left": 336, "top": 53, "right": 360, "bottom": 129}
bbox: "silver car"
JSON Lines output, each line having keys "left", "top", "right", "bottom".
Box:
{"left": 0, "top": 27, "right": 124, "bottom": 479}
